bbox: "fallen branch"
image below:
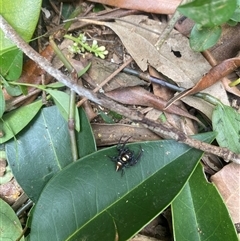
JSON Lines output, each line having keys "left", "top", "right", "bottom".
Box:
{"left": 1, "top": 15, "right": 240, "bottom": 164}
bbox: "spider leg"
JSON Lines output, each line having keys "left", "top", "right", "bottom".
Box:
{"left": 108, "top": 155, "right": 118, "bottom": 163}
{"left": 121, "top": 168, "right": 125, "bottom": 176}
{"left": 129, "top": 145, "right": 143, "bottom": 166}
{"left": 116, "top": 136, "right": 132, "bottom": 152}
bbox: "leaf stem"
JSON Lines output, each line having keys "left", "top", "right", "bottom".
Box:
{"left": 49, "top": 36, "right": 79, "bottom": 161}
{"left": 64, "top": 34, "right": 93, "bottom": 52}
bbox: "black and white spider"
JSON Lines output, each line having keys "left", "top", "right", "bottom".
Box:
{"left": 109, "top": 136, "right": 143, "bottom": 176}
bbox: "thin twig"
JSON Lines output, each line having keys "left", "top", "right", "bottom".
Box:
{"left": 123, "top": 68, "right": 223, "bottom": 106}
{"left": 5, "top": 88, "right": 42, "bottom": 111}
{"left": 155, "top": 11, "right": 182, "bottom": 50}
{"left": 1, "top": 15, "right": 240, "bottom": 164}
{"left": 155, "top": 0, "right": 188, "bottom": 50}
{"left": 77, "top": 57, "right": 133, "bottom": 107}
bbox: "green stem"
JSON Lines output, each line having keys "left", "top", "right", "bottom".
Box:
{"left": 64, "top": 34, "right": 92, "bottom": 52}
{"left": 9, "top": 81, "right": 47, "bottom": 90}
{"left": 68, "top": 89, "right": 78, "bottom": 161}
{"left": 49, "top": 37, "right": 79, "bottom": 161}
{"left": 49, "top": 36, "right": 73, "bottom": 70}
{"left": 229, "top": 78, "right": 240, "bottom": 87}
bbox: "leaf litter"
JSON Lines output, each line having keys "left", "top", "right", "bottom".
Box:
{"left": 84, "top": 15, "right": 229, "bottom": 118}
{"left": 1, "top": 2, "right": 240, "bottom": 240}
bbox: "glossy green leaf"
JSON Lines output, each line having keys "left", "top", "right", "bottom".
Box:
{"left": 28, "top": 132, "right": 215, "bottom": 241}
{"left": 0, "top": 88, "right": 5, "bottom": 118}
{"left": 77, "top": 107, "right": 97, "bottom": 157}
{"left": 0, "top": 49, "right": 23, "bottom": 80}
{"left": 178, "top": 0, "right": 237, "bottom": 27}
{"left": 6, "top": 105, "right": 96, "bottom": 202}
{"left": 190, "top": 25, "right": 222, "bottom": 51}
{"left": 0, "top": 0, "right": 42, "bottom": 54}
{"left": 172, "top": 163, "right": 238, "bottom": 241}
{"left": 0, "top": 198, "right": 25, "bottom": 241}
{"left": 212, "top": 104, "right": 240, "bottom": 154}
{"left": 0, "top": 99, "right": 43, "bottom": 143}
{"left": 46, "top": 89, "right": 80, "bottom": 131}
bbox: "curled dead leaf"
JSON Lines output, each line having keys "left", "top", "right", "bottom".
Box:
{"left": 165, "top": 57, "right": 240, "bottom": 109}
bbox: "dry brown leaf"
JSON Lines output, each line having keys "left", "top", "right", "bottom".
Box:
{"left": 131, "top": 234, "right": 160, "bottom": 241}
{"left": 211, "top": 162, "right": 240, "bottom": 224}
{"left": 88, "top": 0, "right": 181, "bottom": 14}
{"left": 87, "top": 58, "right": 146, "bottom": 91}
{"left": 106, "top": 86, "right": 202, "bottom": 124}
{"left": 112, "top": 15, "right": 211, "bottom": 85}
{"left": 107, "top": 17, "right": 191, "bottom": 82}
{"left": 92, "top": 123, "right": 160, "bottom": 146}
{"left": 0, "top": 179, "right": 22, "bottom": 205}
{"left": 165, "top": 57, "right": 240, "bottom": 109}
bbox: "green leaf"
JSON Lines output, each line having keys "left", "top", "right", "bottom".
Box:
{"left": 47, "top": 82, "right": 65, "bottom": 89}
{"left": 77, "top": 107, "right": 97, "bottom": 157}
{"left": 6, "top": 105, "right": 96, "bottom": 202}
{"left": 227, "top": 19, "right": 238, "bottom": 26}
{"left": 98, "top": 110, "right": 114, "bottom": 123}
{"left": 172, "top": 163, "right": 238, "bottom": 241}
{"left": 230, "top": 4, "right": 240, "bottom": 22}
{"left": 0, "top": 49, "right": 23, "bottom": 80}
{"left": 28, "top": 132, "right": 215, "bottom": 241}
{"left": 0, "top": 0, "right": 42, "bottom": 54}
{"left": 212, "top": 104, "right": 240, "bottom": 154}
{"left": 0, "top": 198, "right": 25, "bottom": 241}
{"left": 190, "top": 24, "right": 222, "bottom": 51}
{"left": 45, "top": 89, "right": 80, "bottom": 132}
{"left": 0, "top": 99, "right": 43, "bottom": 143}
{"left": 4, "top": 84, "right": 22, "bottom": 97}
{"left": 178, "top": 0, "right": 237, "bottom": 27}
{"left": 77, "top": 62, "right": 91, "bottom": 77}
{"left": 0, "top": 88, "right": 5, "bottom": 118}
{"left": 61, "top": 2, "right": 75, "bottom": 19}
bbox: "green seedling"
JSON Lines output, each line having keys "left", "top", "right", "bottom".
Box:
{"left": 65, "top": 33, "right": 108, "bottom": 59}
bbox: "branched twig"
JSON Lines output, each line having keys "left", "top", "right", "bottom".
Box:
{"left": 1, "top": 15, "right": 240, "bottom": 164}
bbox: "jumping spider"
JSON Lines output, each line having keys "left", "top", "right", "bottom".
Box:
{"left": 109, "top": 136, "right": 143, "bottom": 176}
